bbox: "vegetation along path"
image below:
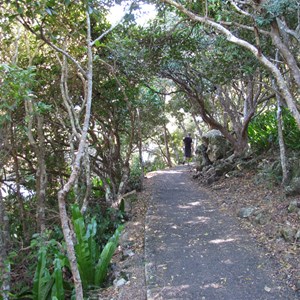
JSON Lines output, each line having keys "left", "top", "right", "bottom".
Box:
{"left": 144, "top": 165, "right": 298, "bottom": 300}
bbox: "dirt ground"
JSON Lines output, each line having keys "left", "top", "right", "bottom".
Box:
{"left": 96, "top": 166, "right": 300, "bottom": 299}
{"left": 208, "top": 169, "right": 300, "bottom": 292}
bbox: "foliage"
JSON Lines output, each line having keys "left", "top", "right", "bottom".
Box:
{"left": 31, "top": 232, "right": 69, "bottom": 300}
{"left": 1, "top": 0, "right": 300, "bottom": 296}
{"left": 255, "top": 158, "right": 283, "bottom": 186}
{"left": 248, "top": 108, "right": 300, "bottom": 152}
{"left": 128, "top": 155, "right": 143, "bottom": 192}
{"left": 28, "top": 206, "right": 123, "bottom": 298}
{"left": 71, "top": 205, "right": 123, "bottom": 289}
{"left": 256, "top": 0, "right": 299, "bottom": 26}
{"left": 145, "top": 156, "right": 167, "bottom": 172}
{"left": 91, "top": 177, "right": 106, "bottom": 201}
{"left": 32, "top": 249, "right": 65, "bottom": 300}
{"left": 94, "top": 224, "right": 123, "bottom": 285}
{"left": 0, "top": 64, "right": 36, "bottom": 124}
{"left": 85, "top": 204, "right": 123, "bottom": 247}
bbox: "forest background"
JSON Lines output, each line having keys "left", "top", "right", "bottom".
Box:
{"left": 0, "top": 0, "right": 299, "bottom": 299}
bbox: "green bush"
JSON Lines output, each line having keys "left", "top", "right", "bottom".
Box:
{"left": 128, "top": 156, "right": 143, "bottom": 191}
{"left": 29, "top": 205, "right": 123, "bottom": 298}
{"left": 145, "top": 157, "right": 167, "bottom": 172}
{"left": 71, "top": 205, "right": 123, "bottom": 289}
{"left": 248, "top": 108, "right": 300, "bottom": 152}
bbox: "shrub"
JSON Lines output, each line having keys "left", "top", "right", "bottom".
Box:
{"left": 128, "top": 156, "right": 143, "bottom": 191}
{"left": 248, "top": 108, "right": 300, "bottom": 153}
{"left": 29, "top": 205, "right": 123, "bottom": 298}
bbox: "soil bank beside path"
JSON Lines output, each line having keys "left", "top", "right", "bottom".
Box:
{"left": 144, "top": 165, "right": 298, "bottom": 300}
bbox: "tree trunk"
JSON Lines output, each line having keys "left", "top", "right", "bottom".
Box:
{"left": 0, "top": 123, "right": 10, "bottom": 299}
{"left": 0, "top": 186, "right": 10, "bottom": 300}
{"left": 276, "top": 99, "right": 289, "bottom": 185}
{"left": 117, "top": 162, "right": 130, "bottom": 200}
{"left": 10, "top": 124, "right": 28, "bottom": 241}
{"left": 137, "top": 108, "right": 145, "bottom": 182}
{"left": 25, "top": 100, "right": 47, "bottom": 233}
{"left": 273, "top": 50, "right": 289, "bottom": 185}
{"left": 270, "top": 20, "right": 300, "bottom": 89}
{"left": 80, "top": 147, "right": 91, "bottom": 214}
{"left": 58, "top": 191, "right": 83, "bottom": 298}
{"left": 56, "top": 9, "right": 96, "bottom": 297}
{"left": 36, "top": 115, "right": 47, "bottom": 232}
{"left": 191, "top": 112, "right": 203, "bottom": 137}
{"left": 233, "top": 132, "right": 249, "bottom": 157}
{"left": 163, "top": 123, "right": 173, "bottom": 167}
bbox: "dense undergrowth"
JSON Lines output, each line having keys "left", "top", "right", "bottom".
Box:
{"left": 8, "top": 205, "right": 124, "bottom": 299}
{"left": 6, "top": 156, "right": 169, "bottom": 299}
{"left": 248, "top": 108, "right": 300, "bottom": 153}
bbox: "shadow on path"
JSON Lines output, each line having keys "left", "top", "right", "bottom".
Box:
{"left": 145, "top": 166, "right": 298, "bottom": 300}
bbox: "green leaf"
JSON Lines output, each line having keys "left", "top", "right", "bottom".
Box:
{"left": 33, "top": 250, "right": 54, "bottom": 300}
{"left": 51, "top": 258, "right": 65, "bottom": 300}
{"left": 71, "top": 205, "right": 94, "bottom": 288}
{"left": 119, "top": 199, "right": 125, "bottom": 214}
{"left": 17, "top": 6, "right": 24, "bottom": 14}
{"left": 94, "top": 225, "right": 123, "bottom": 285}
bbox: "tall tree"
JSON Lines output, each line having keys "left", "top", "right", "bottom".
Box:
{"left": 6, "top": 1, "right": 125, "bottom": 296}
{"left": 160, "top": 0, "right": 300, "bottom": 128}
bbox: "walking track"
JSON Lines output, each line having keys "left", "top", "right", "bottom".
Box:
{"left": 144, "top": 165, "right": 298, "bottom": 300}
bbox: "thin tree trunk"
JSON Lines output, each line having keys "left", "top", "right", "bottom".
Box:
{"left": 273, "top": 50, "right": 289, "bottom": 185}
{"left": 57, "top": 9, "right": 94, "bottom": 297}
{"left": 25, "top": 101, "right": 47, "bottom": 232}
{"left": 163, "top": 123, "right": 172, "bottom": 167}
{"left": 80, "top": 147, "right": 91, "bottom": 214}
{"left": 276, "top": 97, "right": 289, "bottom": 185}
{"left": 137, "top": 108, "right": 145, "bottom": 182}
{"left": 191, "top": 112, "right": 203, "bottom": 137}
{"left": 270, "top": 20, "right": 300, "bottom": 89}
{"left": 0, "top": 186, "right": 10, "bottom": 300}
{"left": 99, "top": 59, "right": 137, "bottom": 202}
{"left": 10, "top": 124, "right": 28, "bottom": 241}
{"left": 36, "top": 115, "right": 47, "bottom": 232}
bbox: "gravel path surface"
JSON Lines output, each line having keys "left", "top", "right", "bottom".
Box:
{"left": 145, "top": 165, "right": 298, "bottom": 300}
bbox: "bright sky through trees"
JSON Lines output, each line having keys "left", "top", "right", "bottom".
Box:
{"left": 108, "top": 2, "right": 157, "bottom": 26}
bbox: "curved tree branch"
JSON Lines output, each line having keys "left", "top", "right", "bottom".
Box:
{"left": 160, "top": 0, "right": 300, "bottom": 128}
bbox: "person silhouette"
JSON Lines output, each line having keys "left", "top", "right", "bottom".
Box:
{"left": 183, "top": 133, "right": 193, "bottom": 165}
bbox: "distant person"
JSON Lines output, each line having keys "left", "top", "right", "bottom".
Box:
{"left": 183, "top": 133, "right": 193, "bottom": 165}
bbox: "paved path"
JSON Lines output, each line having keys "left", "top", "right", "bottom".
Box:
{"left": 145, "top": 166, "right": 298, "bottom": 300}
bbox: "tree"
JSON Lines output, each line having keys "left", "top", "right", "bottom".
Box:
{"left": 160, "top": 0, "right": 300, "bottom": 129}
{"left": 5, "top": 0, "right": 126, "bottom": 297}
{"left": 0, "top": 124, "right": 10, "bottom": 300}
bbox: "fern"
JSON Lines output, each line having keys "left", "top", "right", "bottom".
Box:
{"left": 32, "top": 205, "right": 123, "bottom": 298}
{"left": 71, "top": 205, "right": 123, "bottom": 289}
{"left": 51, "top": 258, "right": 65, "bottom": 300}
{"left": 72, "top": 205, "right": 95, "bottom": 288}
{"left": 32, "top": 249, "right": 54, "bottom": 300}
{"left": 94, "top": 225, "right": 123, "bottom": 286}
